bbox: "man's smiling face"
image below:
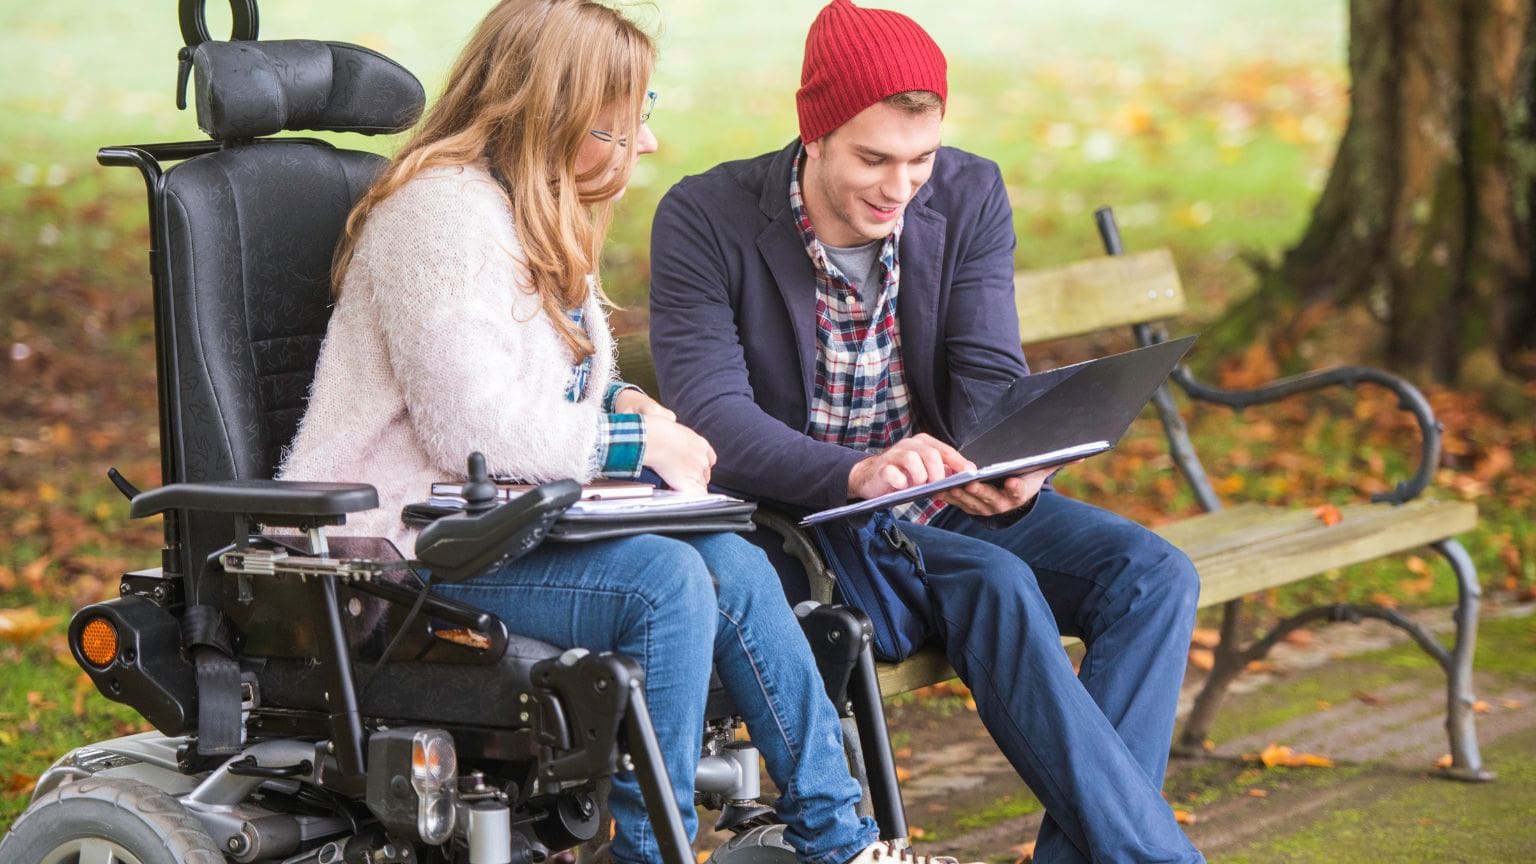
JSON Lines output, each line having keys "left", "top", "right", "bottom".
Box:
{"left": 802, "top": 99, "right": 942, "bottom": 248}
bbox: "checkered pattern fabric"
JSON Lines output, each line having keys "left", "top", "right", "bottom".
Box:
{"left": 790, "top": 149, "right": 944, "bottom": 524}
{"left": 565, "top": 307, "right": 644, "bottom": 477}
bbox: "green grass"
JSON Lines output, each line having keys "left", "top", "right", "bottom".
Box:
{"left": 950, "top": 794, "right": 1044, "bottom": 833}
{"left": 1217, "top": 725, "right": 1536, "bottom": 863}
{"left": 916, "top": 792, "right": 1044, "bottom": 843}
{"left": 0, "top": 599, "right": 147, "bottom": 827}
{"left": 1376, "top": 614, "right": 1536, "bottom": 679}
{"left": 1206, "top": 614, "right": 1536, "bottom": 746}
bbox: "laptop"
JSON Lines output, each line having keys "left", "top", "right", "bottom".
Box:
{"left": 800, "top": 335, "right": 1196, "bottom": 526}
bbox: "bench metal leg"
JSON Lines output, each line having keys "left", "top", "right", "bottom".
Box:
{"left": 1431, "top": 538, "right": 1493, "bottom": 781}
{"left": 1177, "top": 543, "right": 1492, "bottom": 780}
{"left": 1175, "top": 599, "right": 1245, "bottom": 756}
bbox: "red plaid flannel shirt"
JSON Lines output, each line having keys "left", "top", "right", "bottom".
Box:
{"left": 790, "top": 149, "right": 944, "bottom": 525}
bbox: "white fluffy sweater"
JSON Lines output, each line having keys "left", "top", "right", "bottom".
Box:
{"left": 277, "top": 163, "right": 618, "bottom": 556}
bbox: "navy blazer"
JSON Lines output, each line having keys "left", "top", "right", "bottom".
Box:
{"left": 649, "top": 139, "right": 1030, "bottom": 510}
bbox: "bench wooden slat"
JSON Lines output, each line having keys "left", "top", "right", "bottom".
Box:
{"left": 876, "top": 643, "right": 961, "bottom": 697}
{"left": 1015, "top": 249, "right": 1187, "bottom": 345}
{"left": 877, "top": 497, "right": 1477, "bottom": 696}
{"left": 1152, "top": 500, "right": 1473, "bottom": 568}
{"left": 1166, "top": 498, "right": 1477, "bottom": 607}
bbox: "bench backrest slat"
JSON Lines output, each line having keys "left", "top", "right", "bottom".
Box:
{"left": 619, "top": 247, "right": 1188, "bottom": 396}
{"left": 1015, "top": 248, "right": 1186, "bottom": 345}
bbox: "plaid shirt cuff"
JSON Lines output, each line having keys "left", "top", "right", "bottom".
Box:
{"left": 604, "top": 381, "right": 642, "bottom": 413}
{"left": 596, "top": 413, "right": 645, "bottom": 477}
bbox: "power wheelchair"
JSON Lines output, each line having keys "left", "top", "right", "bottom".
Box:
{"left": 0, "top": 3, "right": 909, "bottom": 863}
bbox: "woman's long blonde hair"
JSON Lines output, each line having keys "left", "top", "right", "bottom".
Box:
{"left": 334, "top": 0, "right": 654, "bottom": 359}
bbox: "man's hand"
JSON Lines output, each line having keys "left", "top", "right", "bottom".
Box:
{"left": 937, "top": 466, "right": 1054, "bottom": 517}
{"left": 848, "top": 433, "right": 974, "bottom": 500}
{"left": 614, "top": 387, "right": 676, "bottom": 420}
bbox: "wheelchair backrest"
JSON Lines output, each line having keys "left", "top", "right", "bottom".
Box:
{"left": 143, "top": 39, "right": 422, "bottom": 579}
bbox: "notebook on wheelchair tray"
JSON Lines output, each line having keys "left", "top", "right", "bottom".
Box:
{"left": 404, "top": 479, "right": 758, "bottom": 541}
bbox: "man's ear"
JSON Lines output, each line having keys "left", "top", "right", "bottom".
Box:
{"left": 804, "top": 137, "right": 824, "bottom": 161}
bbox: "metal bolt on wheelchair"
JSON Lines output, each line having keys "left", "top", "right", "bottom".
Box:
{"left": 0, "top": 3, "right": 909, "bottom": 863}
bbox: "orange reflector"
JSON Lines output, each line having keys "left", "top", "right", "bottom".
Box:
{"left": 79, "top": 618, "right": 119, "bottom": 668}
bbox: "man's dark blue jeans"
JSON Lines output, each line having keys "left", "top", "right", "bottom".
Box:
{"left": 904, "top": 489, "right": 1205, "bottom": 863}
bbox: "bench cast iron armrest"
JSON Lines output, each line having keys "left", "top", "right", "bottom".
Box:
{"left": 1166, "top": 361, "right": 1442, "bottom": 505}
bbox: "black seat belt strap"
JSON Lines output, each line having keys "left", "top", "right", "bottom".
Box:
{"left": 183, "top": 604, "right": 242, "bottom": 756}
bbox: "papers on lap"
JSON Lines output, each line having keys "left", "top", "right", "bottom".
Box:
{"left": 799, "top": 335, "right": 1197, "bottom": 526}
{"left": 428, "top": 478, "right": 655, "bottom": 507}
{"left": 427, "top": 479, "right": 740, "bottom": 516}
{"left": 563, "top": 490, "right": 740, "bottom": 517}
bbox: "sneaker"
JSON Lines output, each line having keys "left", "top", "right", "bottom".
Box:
{"left": 845, "top": 840, "right": 982, "bottom": 864}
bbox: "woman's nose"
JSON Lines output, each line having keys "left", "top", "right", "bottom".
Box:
{"left": 636, "top": 122, "right": 658, "bottom": 156}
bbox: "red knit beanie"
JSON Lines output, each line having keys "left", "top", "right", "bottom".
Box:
{"left": 796, "top": 0, "right": 948, "bottom": 144}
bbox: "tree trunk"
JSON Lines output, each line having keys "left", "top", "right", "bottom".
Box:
{"left": 1277, "top": 0, "right": 1536, "bottom": 390}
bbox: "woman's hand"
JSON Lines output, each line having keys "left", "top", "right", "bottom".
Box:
{"left": 614, "top": 387, "right": 676, "bottom": 421}
{"left": 643, "top": 415, "right": 716, "bottom": 494}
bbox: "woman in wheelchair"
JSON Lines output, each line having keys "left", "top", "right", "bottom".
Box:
{"left": 274, "top": 2, "right": 953, "bottom": 864}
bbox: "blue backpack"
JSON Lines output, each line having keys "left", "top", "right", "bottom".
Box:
{"left": 809, "top": 509, "right": 939, "bottom": 662}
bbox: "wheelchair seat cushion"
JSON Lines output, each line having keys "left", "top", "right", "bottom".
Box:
{"left": 193, "top": 39, "right": 424, "bottom": 140}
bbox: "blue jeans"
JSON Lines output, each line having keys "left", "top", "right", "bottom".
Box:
{"left": 434, "top": 531, "right": 877, "bottom": 864}
{"left": 903, "top": 490, "right": 1203, "bottom": 864}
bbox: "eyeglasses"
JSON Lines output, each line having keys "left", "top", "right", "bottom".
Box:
{"left": 590, "top": 90, "right": 657, "bottom": 147}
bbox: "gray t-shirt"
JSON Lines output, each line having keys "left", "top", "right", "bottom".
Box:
{"left": 822, "top": 238, "right": 885, "bottom": 313}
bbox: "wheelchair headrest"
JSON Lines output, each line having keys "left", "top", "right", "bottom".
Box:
{"left": 193, "top": 39, "right": 424, "bottom": 140}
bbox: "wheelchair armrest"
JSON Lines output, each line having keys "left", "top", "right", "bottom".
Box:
{"left": 129, "top": 479, "right": 379, "bottom": 524}
{"left": 751, "top": 507, "right": 840, "bottom": 605}
{"left": 415, "top": 480, "right": 582, "bottom": 583}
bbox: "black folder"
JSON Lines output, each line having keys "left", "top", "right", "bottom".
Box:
{"left": 800, "top": 335, "right": 1196, "bottom": 525}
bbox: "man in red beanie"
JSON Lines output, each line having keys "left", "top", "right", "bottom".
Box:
{"left": 651, "top": 3, "right": 1205, "bottom": 862}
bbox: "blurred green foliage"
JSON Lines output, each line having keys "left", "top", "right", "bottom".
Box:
{"left": 1, "top": 0, "right": 1347, "bottom": 311}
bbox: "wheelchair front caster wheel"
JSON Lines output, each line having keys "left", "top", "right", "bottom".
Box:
{"left": 707, "top": 824, "right": 797, "bottom": 864}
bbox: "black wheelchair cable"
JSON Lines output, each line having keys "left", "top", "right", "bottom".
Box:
{"left": 291, "top": 782, "right": 363, "bottom": 833}
{"left": 357, "top": 568, "right": 434, "bottom": 701}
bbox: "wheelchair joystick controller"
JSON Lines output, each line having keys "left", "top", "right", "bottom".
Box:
{"left": 462, "top": 452, "right": 498, "bottom": 514}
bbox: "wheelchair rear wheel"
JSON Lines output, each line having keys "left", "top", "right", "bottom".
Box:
{"left": 0, "top": 777, "right": 225, "bottom": 864}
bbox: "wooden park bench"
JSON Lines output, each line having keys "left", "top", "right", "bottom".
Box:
{"left": 616, "top": 211, "right": 1489, "bottom": 782}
